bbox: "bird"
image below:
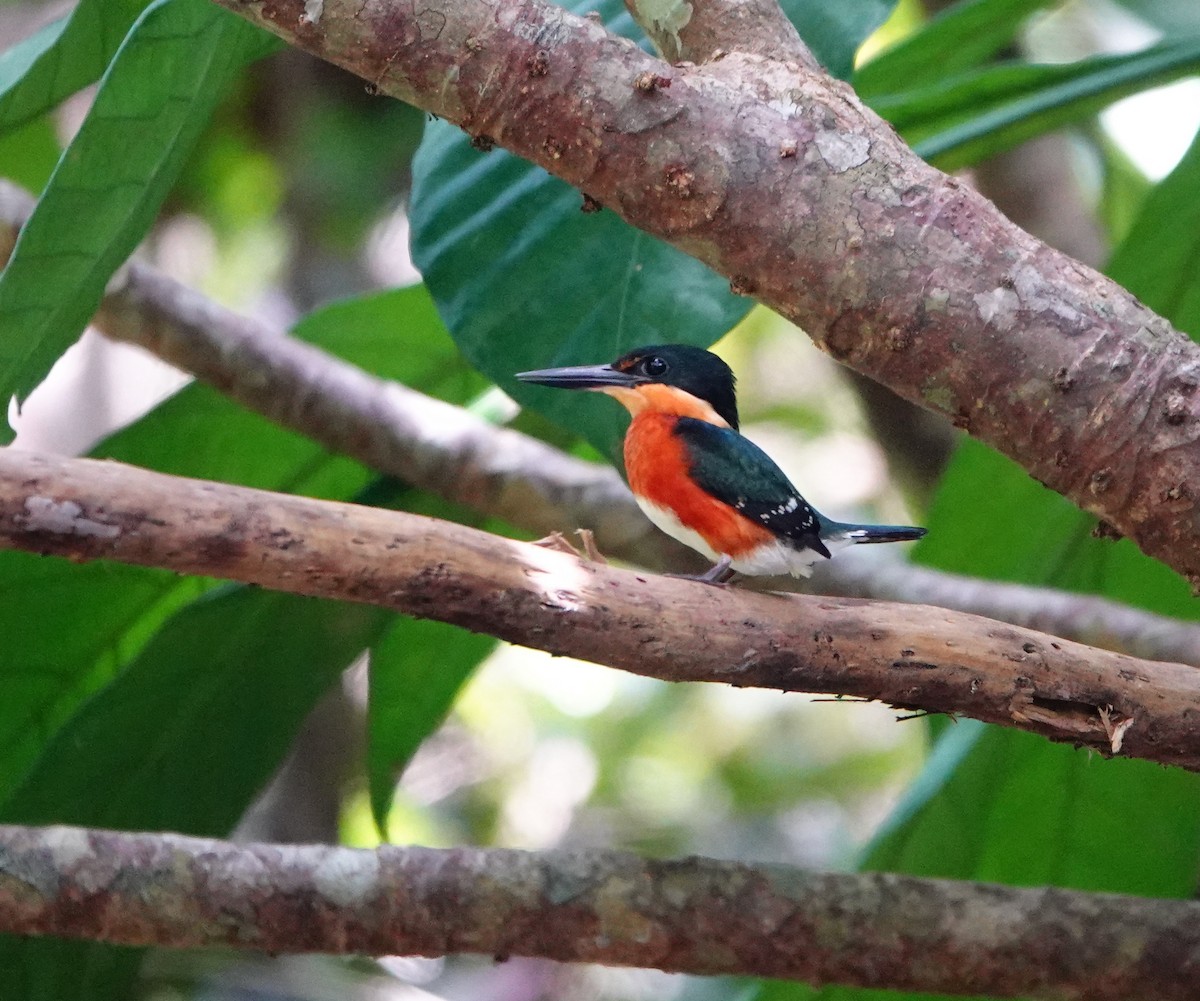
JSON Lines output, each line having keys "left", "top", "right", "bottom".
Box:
{"left": 516, "top": 344, "right": 926, "bottom": 585}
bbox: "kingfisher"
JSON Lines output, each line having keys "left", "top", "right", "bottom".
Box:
{"left": 516, "top": 344, "right": 926, "bottom": 585}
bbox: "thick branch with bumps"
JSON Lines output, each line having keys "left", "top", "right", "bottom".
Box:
{"left": 2, "top": 823, "right": 1200, "bottom": 1000}
{"left": 212, "top": 0, "right": 1200, "bottom": 586}
{"left": 2, "top": 446, "right": 1200, "bottom": 767}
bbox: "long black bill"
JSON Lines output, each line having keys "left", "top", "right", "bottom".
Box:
{"left": 515, "top": 363, "right": 646, "bottom": 391}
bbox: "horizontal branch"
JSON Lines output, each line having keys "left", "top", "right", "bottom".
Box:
{"left": 3, "top": 179, "right": 1194, "bottom": 671}
{"left": 2, "top": 447, "right": 1199, "bottom": 768}
{"left": 0, "top": 178, "right": 687, "bottom": 571}
{"left": 212, "top": 0, "right": 1200, "bottom": 586}
{"left": 2, "top": 822, "right": 1199, "bottom": 999}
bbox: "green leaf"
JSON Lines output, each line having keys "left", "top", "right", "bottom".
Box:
{"left": 0, "top": 558, "right": 210, "bottom": 810}
{"left": 293, "top": 285, "right": 489, "bottom": 402}
{"left": 0, "top": 0, "right": 280, "bottom": 424}
{"left": 854, "top": 0, "right": 1054, "bottom": 98}
{"left": 868, "top": 723, "right": 1200, "bottom": 896}
{"left": 1094, "top": 128, "right": 1153, "bottom": 249}
{"left": 1, "top": 589, "right": 390, "bottom": 831}
{"left": 0, "top": 939, "right": 143, "bottom": 1001}
{"left": 872, "top": 38, "right": 1200, "bottom": 170}
{"left": 368, "top": 618, "right": 496, "bottom": 830}
{"left": 781, "top": 0, "right": 897, "bottom": 81}
{"left": 0, "top": 115, "right": 60, "bottom": 193}
{"left": 0, "top": 389, "right": 365, "bottom": 814}
{"left": 0, "top": 0, "right": 150, "bottom": 137}
{"left": 1104, "top": 125, "right": 1200, "bottom": 333}
{"left": 410, "top": 0, "right": 750, "bottom": 464}
{"left": 0, "top": 285, "right": 465, "bottom": 811}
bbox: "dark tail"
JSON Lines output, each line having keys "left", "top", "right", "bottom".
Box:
{"left": 825, "top": 522, "right": 927, "bottom": 545}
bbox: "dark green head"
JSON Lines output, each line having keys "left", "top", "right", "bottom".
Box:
{"left": 517, "top": 344, "right": 740, "bottom": 430}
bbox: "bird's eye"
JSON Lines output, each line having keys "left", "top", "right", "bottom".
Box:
{"left": 643, "top": 356, "right": 668, "bottom": 377}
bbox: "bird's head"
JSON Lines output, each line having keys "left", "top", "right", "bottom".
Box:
{"left": 516, "top": 344, "right": 739, "bottom": 430}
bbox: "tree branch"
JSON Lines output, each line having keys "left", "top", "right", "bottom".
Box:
{"left": 0, "top": 179, "right": 684, "bottom": 569}
{"left": 210, "top": 0, "right": 1200, "bottom": 587}
{"left": 824, "top": 554, "right": 1200, "bottom": 668}
{"left": 2, "top": 446, "right": 1199, "bottom": 767}
{"left": 3, "top": 822, "right": 1200, "bottom": 999}
{"left": 4, "top": 179, "right": 1195, "bottom": 671}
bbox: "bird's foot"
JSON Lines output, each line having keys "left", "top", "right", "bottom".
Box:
{"left": 665, "top": 556, "right": 737, "bottom": 587}
{"left": 532, "top": 529, "right": 608, "bottom": 565}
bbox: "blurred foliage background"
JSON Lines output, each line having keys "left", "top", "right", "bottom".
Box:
{"left": 0, "top": 0, "right": 1199, "bottom": 998}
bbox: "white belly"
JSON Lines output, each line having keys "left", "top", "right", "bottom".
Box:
{"left": 634, "top": 496, "right": 845, "bottom": 578}
{"left": 634, "top": 495, "right": 722, "bottom": 563}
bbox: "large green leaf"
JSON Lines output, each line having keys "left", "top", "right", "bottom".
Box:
{"left": 0, "top": 115, "right": 60, "bottom": 193}
{"left": 368, "top": 617, "right": 496, "bottom": 829}
{"left": 868, "top": 722, "right": 1200, "bottom": 896}
{"left": 0, "top": 939, "right": 143, "bottom": 1001}
{"left": 0, "top": 0, "right": 149, "bottom": 137}
{"left": 1, "top": 589, "right": 388, "bottom": 832}
{"left": 0, "top": 402, "right": 361, "bottom": 814}
{"left": 1104, "top": 125, "right": 1200, "bottom": 333}
{"left": 854, "top": 0, "right": 1054, "bottom": 98}
{"left": 873, "top": 37, "right": 1200, "bottom": 170}
{"left": 411, "top": 129, "right": 747, "bottom": 462}
{"left": 782, "top": 0, "right": 896, "bottom": 80}
{"left": 0, "top": 286, "right": 467, "bottom": 810}
{"left": 0, "top": 0, "right": 279, "bottom": 425}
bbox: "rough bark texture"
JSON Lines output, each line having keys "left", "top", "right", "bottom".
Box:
{"left": 211, "top": 0, "right": 1200, "bottom": 586}
{"left": 4, "top": 823, "right": 1200, "bottom": 1000}
{"left": 1, "top": 447, "right": 1199, "bottom": 767}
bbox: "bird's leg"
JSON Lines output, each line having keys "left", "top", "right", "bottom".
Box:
{"left": 532, "top": 531, "right": 575, "bottom": 556}
{"left": 667, "top": 555, "right": 736, "bottom": 586}
{"left": 575, "top": 529, "right": 607, "bottom": 564}
{"left": 531, "top": 529, "right": 608, "bottom": 565}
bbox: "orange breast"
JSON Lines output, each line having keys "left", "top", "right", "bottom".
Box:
{"left": 624, "top": 414, "right": 775, "bottom": 557}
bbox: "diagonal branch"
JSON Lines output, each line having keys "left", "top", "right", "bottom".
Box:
{"left": 211, "top": 0, "right": 1200, "bottom": 586}
{"left": 3, "top": 179, "right": 1196, "bottom": 669}
{"left": 3, "top": 822, "right": 1200, "bottom": 1000}
{"left": 2, "top": 446, "right": 1199, "bottom": 767}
